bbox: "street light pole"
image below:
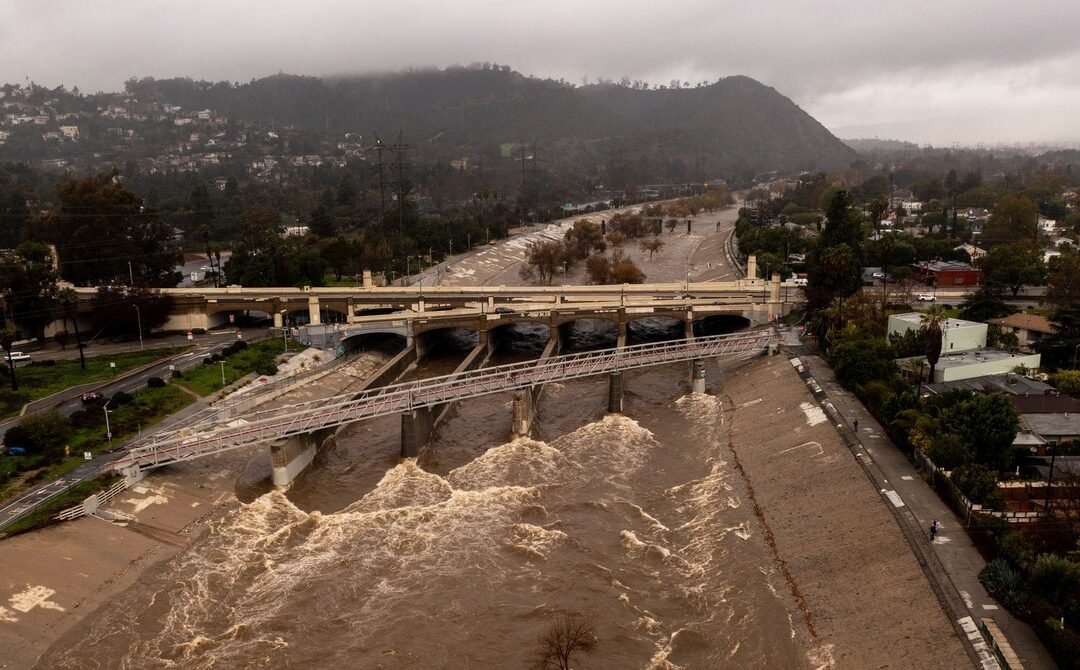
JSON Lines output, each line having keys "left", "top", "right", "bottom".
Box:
{"left": 220, "top": 360, "right": 226, "bottom": 387}
{"left": 131, "top": 304, "right": 144, "bottom": 350}
{"left": 103, "top": 400, "right": 112, "bottom": 447}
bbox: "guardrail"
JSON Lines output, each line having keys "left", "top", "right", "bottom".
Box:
{"left": 112, "top": 330, "right": 772, "bottom": 473}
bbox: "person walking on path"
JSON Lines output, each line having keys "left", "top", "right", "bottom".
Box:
{"left": 930, "top": 519, "right": 940, "bottom": 541}
{"left": 853, "top": 419, "right": 859, "bottom": 434}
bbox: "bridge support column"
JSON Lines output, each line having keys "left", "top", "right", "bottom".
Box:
{"left": 270, "top": 435, "right": 318, "bottom": 487}
{"left": 691, "top": 359, "right": 706, "bottom": 393}
{"left": 769, "top": 272, "right": 781, "bottom": 321}
{"left": 401, "top": 407, "right": 435, "bottom": 458}
{"left": 362, "top": 270, "right": 373, "bottom": 288}
{"left": 308, "top": 296, "right": 322, "bottom": 326}
{"left": 608, "top": 372, "right": 623, "bottom": 413}
{"left": 684, "top": 318, "right": 695, "bottom": 339}
{"left": 511, "top": 389, "right": 535, "bottom": 438}
{"left": 273, "top": 310, "right": 283, "bottom": 328}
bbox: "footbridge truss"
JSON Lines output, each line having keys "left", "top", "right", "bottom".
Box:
{"left": 111, "top": 329, "right": 773, "bottom": 474}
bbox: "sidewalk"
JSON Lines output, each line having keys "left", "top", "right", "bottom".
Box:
{"left": 779, "top": 326, "right": 1057, "bottom": 669}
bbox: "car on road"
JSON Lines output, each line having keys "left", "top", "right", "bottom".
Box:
{"left": 494, "top": 307, "right": 517, "bottom": 314}
{"left": 4, "top": 351, "right": 30, "bottom": 366}
{"left": 200, "top": 265, "right": 212, "bottom": 271}
{"left": 872, "top": 272, "right": 885, "bottom": 280}
{"left": 916, "top": 293, "right": 936, "bottom": 302}
{"left": 81, "top": 390, "right": 104, "bottom": 403}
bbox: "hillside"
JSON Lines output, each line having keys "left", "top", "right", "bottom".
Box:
{"left": 125, "top": 67, "right": 855, "bottom": 175}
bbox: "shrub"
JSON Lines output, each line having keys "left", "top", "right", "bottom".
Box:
{"left": 69, "top": 409, "right": 99, "bottom": 429}
{"left": 16, "top": 411, "right": 73, "bottom": 462}
{"left": 1030, "top": 554, "right": 1080, "bottom": 607}
{"left": 146, "top": 376, "right": 166, "bottom": 388}
{"left": 171, "top": 369, "right": 183, "bottom": 378}
{"left": 3, "top": 424, "right": 30, "bottom": 451}
{"left": 980, "top": 558, "right": 1028, "bottom": 611}
{"left": 211, "top": 353, "right": 223, "bottom": 362}
{"left": 951, "top": 463, "right": 1005, "bottom": 509}
{"left": 110, "top": 391, "right": 133, "bottom": 406}
{"left": 191, "top": 328, "right": 206, "bottom": 335}
{"left": 203, "top": 357, "right": 214, "bottom": 366}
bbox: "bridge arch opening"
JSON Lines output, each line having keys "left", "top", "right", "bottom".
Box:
{"left": 341, "top": 332, "right": 407, "bottom": 355}
{"left": 207, "top": 309, "right": 271, "bottom": 330}
{"left": 627, "top": 316, "right": 685, "bottom": 344}
{"left": 694, "top": 314, "right": 752, "bottom": 337}
{"left": 487, "top": 322, "right": 551, "bottom": 362}
{"left": 418, "top": 327, "right": 480, "bottom": 356}
{"left": 560, "top": 318, "right": 618, "bottom": 352}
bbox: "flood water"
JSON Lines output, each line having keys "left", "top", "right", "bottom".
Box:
{"left": 39, "top": 326, "right": 809, "bottom": 669}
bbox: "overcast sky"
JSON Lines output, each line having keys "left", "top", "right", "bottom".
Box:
{"left": 3, "top": 1, "right": 1078, "bottom": 146}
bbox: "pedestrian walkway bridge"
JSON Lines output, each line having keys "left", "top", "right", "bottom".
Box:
{"left": 111, "top": 329, "right": 772, "bottom": 475}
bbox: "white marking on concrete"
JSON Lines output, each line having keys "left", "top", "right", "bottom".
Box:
{"left": 740, "top": 398, "right": 763, "bottom": 408}
{"left": 774, "top": 441, "right": 824, "bottom": 457}
{"left": 10, "top": 585, "right": 65, "bottom": 613}
{"left": 799, "top": 402, "right": 827, "bottom": 426}
{"left": 0, "top": 605, "right": 17, "bottom": 622}
{"left": 901, "top": 475, "right": 914, "bottom": 481}
{"left": 982, "top": 604, "right": 999, "bottom": 610}
{"left": 956, "top": 616, "right": 1001, "bottom": 670}
{"left": 961, "top": 591, "right": 974, "bottom": 608}
{"left": 883, "top": 490, "right": 905, "bottom": 508}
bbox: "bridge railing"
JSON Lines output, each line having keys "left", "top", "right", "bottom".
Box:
{"left": 111, "top": 330, "right": 772, "bottom": 472}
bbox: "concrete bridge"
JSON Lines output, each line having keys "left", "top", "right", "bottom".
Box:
{"left": 62, "top": 256, "right": 793, "bottom": 334}
{"left": 112, "top": 329, "right": 773, "bottom": 486}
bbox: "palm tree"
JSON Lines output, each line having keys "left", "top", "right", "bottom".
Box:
{"left": 920, "top": 306, "right": 948, "bottom": 384}
{"left": 903, "top": 357, "right": 929, "bottom": 395}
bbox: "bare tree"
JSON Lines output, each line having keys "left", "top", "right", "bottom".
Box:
{"left": 531, "top": 614, "right": 598, "bottom": 670}
{"left": 639, "top": 238, "right": 665, "bottom": 260}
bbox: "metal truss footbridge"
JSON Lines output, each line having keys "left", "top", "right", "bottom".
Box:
{"left": 111, "top": 329, "right": 772, "bottom": 474}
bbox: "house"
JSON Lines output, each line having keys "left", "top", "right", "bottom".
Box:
{"left": 988, "top": 313, "right": 1056, "bottom": 351}
{"left": 926, "top": 372, "right": 1052, "bottom": 397}
{"left": 911, "top": 260, "right": 983, "bottom": 287}
{"left": 910, "top": 348, "right": 1041, "bottom": 383}
{"left": 954, "top": 243, "right": 986, "bottom": 261}
{"left": 58, "top": 125, "right": 79, "bottom": 140}
{"left": 1019, "top": 414, "right": 1080, "bottom": 446}
{"left": 888, "top": 313, "right": 987, "bottom": 353}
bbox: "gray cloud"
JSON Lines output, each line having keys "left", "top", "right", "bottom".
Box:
{"left": 3, "top": 1, "right": 1079, "bottom": 144}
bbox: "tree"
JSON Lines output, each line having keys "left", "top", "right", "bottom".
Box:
{"left": 521, "top": 240, "right": 565, "bottom": 285}
{"left": 0, "top": 241, "right": 59, "bottom": 342}
{"left": 1047, "top": 253, "right": 1080, "bottom": 307}
{"left": 29, "top": 171, "right": 181, "bottom": 287}
{"left": 941, "top": 393, "right": 1020, "bottom": 470}
{"left": 1052, "top": 370, "right": 1080, "bottom": 395}
{"left": 639, "top": 237, "right": 665, "bottom": 260}
{"left": 951, "top": 463, "right": 1004, "bottom": 508}
{"left": 585, "top": 255, "right": 611, "bottom": 284}
{"left": 0, "top": 326, "right": 17, "bottom": 390}
{"left": 829, "top": 334, "right": 897, "bottom": 389}
{"left": 976, "top": 242, "right": 1046, "bottom": 296}
{"left": 984, "top": 193, "right": 1037, "bottom": 246}
{"left": 88, "top": 286, "right": 174, "bottom": 337}
{"left": 1038, "top": 305, "right": 1080, "bottom": 369}
{"left": 920, "top": 306, "right": 947, "bottom": 383}
{"left": 15, "top": 411, "right": 72, "bottom": 463}
{"left": 531, "top": 614, "right": 597, "bottom": 670}
{"left": 960, "top": 283, "right": 1015, "bottom": 323}
{"left": 611, "top": 258, "right": 645, "bottom": 284}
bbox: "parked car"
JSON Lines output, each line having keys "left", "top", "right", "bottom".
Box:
{"left": 81, "top": 390, "right": 104, "bottom": 403}
{"left": 872, "top": 272, "right": 885, "bottom": 280}
{"left": 494, "top": 306, "right": 517, "bottom": 314}
{"left": 916, "top": 293, "right": 936, "bottom": 302}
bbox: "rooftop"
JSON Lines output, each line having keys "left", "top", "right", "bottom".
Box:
{"left": 890, "top": 313, "right": 983, "bottom": 330}
{"left": 1023, "top": 413, "right": 1080, "bottom": 438}
{"left": 913, "top": 260, "right": 979, "bottom": 272}
{"left": 934, "top": 348, "right": 1033, "bottom": 371}
{"left": 926, "top": 373, "right": 1052, "bottom": 396}
{"left": 988, "top": 313, "right": 1056, "bottom": 334}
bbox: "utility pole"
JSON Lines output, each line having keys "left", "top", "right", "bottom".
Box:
{"left": 372, "top": 133, "right": 388, "bottom": 225}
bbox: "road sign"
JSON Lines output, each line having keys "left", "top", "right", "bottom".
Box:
{"left": 109, "top": 362, "right": 116, "bottom": 368}
{"left": 229, "top": 314, "right": 235, "bottom": 323}
{"left": 187, "top": 331, "right": 193, "bottom": 340}
{"left": 236, "top": 330, "right": 242, "bottom": 339}
{"left": 84, "top": 452, "right": 92, "bottom": 460}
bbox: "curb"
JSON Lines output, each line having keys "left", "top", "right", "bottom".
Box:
{"left": 780, "top": 340, "right": 997, "bottom": 670}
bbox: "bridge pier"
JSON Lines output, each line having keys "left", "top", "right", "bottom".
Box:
{"left": 608, "top": 372, "right": 623, "bottom": 413}
{"left": 509, "top": 334, "right": 562, "bottom": 438}
{"left": 273, "top": 310, "right": 283, "bottom": 328}
{"left": 270, "top": 431, "right": 325, "bottom": 487}
{"left": 308, "top": 296, "right": 322, "bottom": 326}
{"left": 691, "top": 358, "right": 706, "bottom": 393}
{"left": 401, "top": 407, "right": 436, "bottom": 458}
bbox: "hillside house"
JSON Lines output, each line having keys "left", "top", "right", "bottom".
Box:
{"left": 988, "top": 313, "right": 1056, "bottom": 351}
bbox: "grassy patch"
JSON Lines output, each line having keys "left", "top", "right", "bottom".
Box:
{"left": 0, "top": 476, "right": 118, "bottom": 536}
{"left": 174, "top": 339, "right": 287, "bottom": 397}
{"left": 0, "top": 348, "right": 187, "bottom": 419}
